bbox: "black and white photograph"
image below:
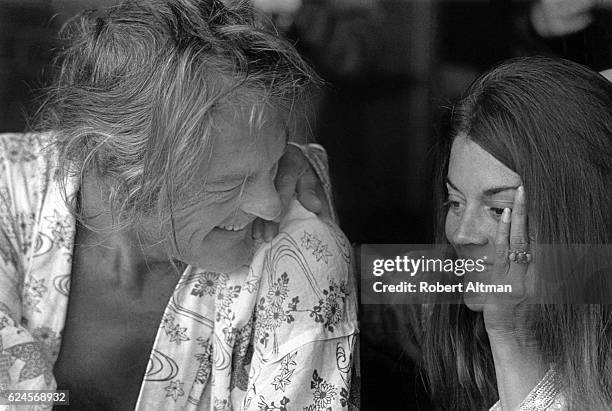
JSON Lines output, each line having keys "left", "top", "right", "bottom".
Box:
{"left": 0, "top": 0, "right": 611, "bottom": 410}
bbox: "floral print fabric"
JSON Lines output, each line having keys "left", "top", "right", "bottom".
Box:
{"left": 0, "top": 133, "right": 359, "bottom": 410}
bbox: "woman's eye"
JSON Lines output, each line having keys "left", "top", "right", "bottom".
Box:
{"left": 444, "top": 200, "right": 464, "bottom": 215}
{"left": 205, "top": 186, "right": 240, "bottom": 201}
{"left": 488, "top": 206, "right": 509, "bottom": 218}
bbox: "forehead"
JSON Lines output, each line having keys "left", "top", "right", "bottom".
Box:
{"left": 206, "top": 107, "right": 286, "bottom": 176}
{"left": 448, "top": 134, "right": 521, "bottom": 192}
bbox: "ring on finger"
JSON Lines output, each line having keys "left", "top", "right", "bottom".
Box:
{"left": 508, "top": 249, "right": 532, "bottom": 264}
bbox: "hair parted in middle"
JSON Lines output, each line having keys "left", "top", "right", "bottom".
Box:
{"left": 426, "top": 56, "right": 612, "bottom": 410}
{"left": 35, "top": 0, "right": 319, "bottom": 230}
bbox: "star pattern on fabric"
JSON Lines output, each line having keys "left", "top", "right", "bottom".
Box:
{"left": 160, "top": 314, "right": 174, "bottom": 330}
{"left": 164, "top": 380, "right": 184, "bottom": 401}
{"left": 300, "top": 232, "right": 313, "bottom": 248}
{"left": 23, "top": 276, "right": 48, "bottom": 313}
{"left": 161, "top": 315, "right": 190, "bottom": 344}
{"left": 167, "top": 324, "right": 190, "bottom": 344}
{"left": 272, "top": 351, "right": 297, "bottom": 392}
{"left": 312, "top": 243, "right": 333, "bottom": 264}
{"left": 44, "top": 210, "right": 73, "bottom": 250}
{"left": 300, "top": 231, "right": 333, "bottom": 264}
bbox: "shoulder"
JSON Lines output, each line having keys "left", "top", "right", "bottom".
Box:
{"left": 0, "top": 132, "right": 58, "bottom": 269}
{"left": 269, "top": 200, "right": 353, "bottom": 303}
{"left": 0, "top": 132, "right": 56, "bottom": 191}
{"left": 0, "top": 131, "right": 57, "bottom": 211}
{"left": 277, "top": 199, "right": 352, "bottom": 274}
{"left": 251, "top": 200, "right": 357, "bottom": 360}
{"left": 0, "top": 132, "right": 54, "bottom": 164}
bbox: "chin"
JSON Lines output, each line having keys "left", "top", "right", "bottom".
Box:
{"left": 180, "top": 228, "right": 254, "bottom": 272}
{"left": 462, "top": 270, "right": 490, "bottom": 311}
{"left": 462, "top": 293, "right": 486, "bottom": 312}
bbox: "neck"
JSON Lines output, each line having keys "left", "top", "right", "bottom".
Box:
{"left": 488, "top": 333, "right": 547, "bottom": 410}
{"left": 76, "top": 173, "right": 181, "bottom": 275}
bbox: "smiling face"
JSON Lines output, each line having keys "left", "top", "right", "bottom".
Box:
{"left": 445, "top": 134, "right": 522, "bottom": 311}
{"left": 139, "top": 107, "right": 287, "bottom": 272}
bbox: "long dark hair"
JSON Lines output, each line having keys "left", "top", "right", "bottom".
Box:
{"left": 425, "top": 56, "right": 612, "bottom": 410}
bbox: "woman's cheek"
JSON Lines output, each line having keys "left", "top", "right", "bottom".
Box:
{"left": 445, "top": 211, "right": 459, "bottom": 243}
{"left": 481, "top": 214, "right": 500, "bottom": 242}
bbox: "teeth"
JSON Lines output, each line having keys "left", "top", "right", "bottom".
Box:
{"left": 217, "top": 223, "right": 248, "bottom": 231}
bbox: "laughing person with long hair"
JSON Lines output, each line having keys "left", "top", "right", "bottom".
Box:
{"left": 0, "top": 1, "right": 358, "bottom": 409}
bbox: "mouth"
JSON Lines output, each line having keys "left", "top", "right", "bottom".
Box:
{"left": 458, "top": 255, "right": 494, "bottom": 265}
{"left": 216, "top": 221, "right": 251, "bottom": 231}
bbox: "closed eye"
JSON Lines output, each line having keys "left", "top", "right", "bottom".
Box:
{"left": 204, "top": 185, "right": 241, "bottom": 201}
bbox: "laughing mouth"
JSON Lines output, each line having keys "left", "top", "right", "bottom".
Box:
{"left": 216, "top": 222, "right": 250, "bottom": 231}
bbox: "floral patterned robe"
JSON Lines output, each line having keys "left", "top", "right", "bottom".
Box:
{"left": 0, "top": 133, "right": 359, "bottom": 410}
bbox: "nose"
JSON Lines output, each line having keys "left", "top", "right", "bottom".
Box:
{"left": 450, "top": 208, "right": 488, "bottom": 247}
{"left": 240, "top": 175, "right": 282, "bottom": 221}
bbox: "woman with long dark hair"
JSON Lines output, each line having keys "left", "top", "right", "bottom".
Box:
{"left": 424, "top": 56, "right": 612, "bottom": 410}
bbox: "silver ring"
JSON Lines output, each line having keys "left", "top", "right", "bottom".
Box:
{"left": 508, "top": 249, "right": 532, "bottom": 264}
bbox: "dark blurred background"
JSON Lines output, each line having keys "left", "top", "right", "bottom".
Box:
{"left": 2, "top": 0, "right": 610, "bottom": 409}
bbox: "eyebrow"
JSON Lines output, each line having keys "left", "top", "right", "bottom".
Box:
{"left": 446, "top": 177, "right": 518, "bottom": 196}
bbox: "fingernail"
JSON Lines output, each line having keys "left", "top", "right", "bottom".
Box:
{"left": 502, "top": 208, "right": 511, "bottom": 223}
{"left": 517, "top": 185, "right": 525, "bottom": 199}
